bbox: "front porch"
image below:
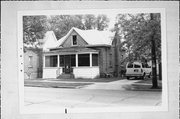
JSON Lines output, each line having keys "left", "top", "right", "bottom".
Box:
{"left": 43, "top": 47, "right": 100, "bottom": 79}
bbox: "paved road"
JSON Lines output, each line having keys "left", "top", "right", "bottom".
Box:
{"left": 24, "top": 87, "right": 162, "bottom": 110}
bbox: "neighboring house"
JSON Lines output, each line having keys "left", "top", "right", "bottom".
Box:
{"left": 24, "top": 47, "right": 43, "bottom": 79}
{"left": 42, "top": 27, "right": 116, "bottom": 79}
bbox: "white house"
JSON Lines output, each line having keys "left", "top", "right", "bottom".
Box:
{"left": 42, "top": 27, "right": 115, "bottom": 79}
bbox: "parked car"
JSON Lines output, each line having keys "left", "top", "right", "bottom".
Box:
{"left": 125, "top": 61, "right": 152, "bottom": 80}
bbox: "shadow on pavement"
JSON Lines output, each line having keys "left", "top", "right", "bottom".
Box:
{"left": 122, "top": 78, "right": 162, "bottom": 91}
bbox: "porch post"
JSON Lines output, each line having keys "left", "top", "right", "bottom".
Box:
{"left": 57, "top": 55, "right": 59, "bottom": 67}
{"left": 76, "top": 53, "right": 78, "bottom": 67}
{"left": 90, "top": 53, "right": 92, "bottom": 67}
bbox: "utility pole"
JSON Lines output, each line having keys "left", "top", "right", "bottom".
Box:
{"left": 150, "top": 13, "right": 159, "bottom": 89}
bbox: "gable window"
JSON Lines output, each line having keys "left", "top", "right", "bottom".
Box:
{"left": 72, "top": 35, "right": 77, "bottom": 45}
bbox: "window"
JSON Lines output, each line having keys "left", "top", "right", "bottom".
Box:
{"left": 142, "top": 63, "right": 145, "bottom": 68}
{"left": 45, "top": 55, "right": 57, "bottom": 67}
{"left": 59, "top": 55, "right": 64, "bottom": 67}
{"left": 134, "top": 64, "right": 141, "bottom": 68}
{"left": 127, "top": 63, "right": 133, "bottom": 68}
{"left": 92, "top": 54, "right": 98, "bottom": 66}
{"left": 70, "top": 55, "right": 76, "bottom": 67}
{"left": 78, "top": 54, "right": 90, "bottom": 66}
{"left": 147, "top": 64, "right": 151, "bottom": 68}
{"left": 28, "top": 56, "right": 33, "bottom": 67}
{"left": 59, "top": 55, "right": 76, "bottom": 67}
{"left": 72, "top": 35, "right": 77, "bottom": 45}
{"left": 142, "top": 63, "right": 151, "bottom": 68}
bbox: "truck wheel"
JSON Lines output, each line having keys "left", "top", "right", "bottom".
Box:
{"left": 148, "top": 72, "right": 151, "bottom": 78}
{"left": 127, "top": 76, "right": 130, "bottom": 80}
{"left": 142, "top": 73, "right": 145, "bottom": 80}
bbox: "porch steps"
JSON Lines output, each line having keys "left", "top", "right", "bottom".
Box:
{"left": 57, "top": 73, "right": 74, "bottom": 79}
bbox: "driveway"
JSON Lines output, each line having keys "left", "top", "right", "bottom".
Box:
{"left": 82, "top": 79, "right": 138, "bottom": 90}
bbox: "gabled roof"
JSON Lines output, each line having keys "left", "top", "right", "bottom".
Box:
{"left": 56, "top": 27, "right": 115, "bottom": 47}
{"left": 43, "top": 31, "right": 58, "bottom": 51}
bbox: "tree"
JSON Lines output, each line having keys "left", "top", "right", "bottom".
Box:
{"left": 96, "top": 14, "right": 110, "bottom": 30}
{"left": 82, "top": 14, "right": 96, "bottom": 30}
{"left": 23, "top": 14, "right": 110, "bottom": 46}
{"left": 113, "top": 13, "right": 161, "bottom": 62}
{"left": 23, "top": 16, "right": 48, "bottom": 46}
{"left": 82, "top": 14, "right": 109, "bottom": 30}
{"left": 47, "top": 15, "right": 85, "bottom": 40}
{"left": 113, "top": 13, "right": 161, "bottom": 87}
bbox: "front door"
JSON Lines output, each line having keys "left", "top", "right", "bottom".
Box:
{"left": 64, "top": 55, "right": 71, "bottom": 74}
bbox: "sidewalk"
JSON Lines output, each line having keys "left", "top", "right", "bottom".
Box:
{"left": 24, "top": 78, "right": 162, "bottom": 91}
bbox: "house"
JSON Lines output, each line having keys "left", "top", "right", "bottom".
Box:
{"left": 42, "top": 27, "right": 116, "bottom": 79}
{"left": 23, "top": 31, "right": 58, "bottom": 79}
{"left": 24, "top": 47, "right": 43, "bottom": 79}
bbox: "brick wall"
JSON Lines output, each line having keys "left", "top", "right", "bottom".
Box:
{"left": 93, "top": 47, "right": 113, "bottom": 76}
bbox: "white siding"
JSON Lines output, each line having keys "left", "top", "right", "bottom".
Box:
{"left": 73, "top": 67, "right": 99, "bottom": 79}
{"left": 43, "top": 68, "right": 62, "bottom": 78}
{"left": 43, "top": 67, "right": 99, "bottom": 79}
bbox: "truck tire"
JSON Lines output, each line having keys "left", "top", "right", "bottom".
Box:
{"left": 142, "top": 73, "right": 146, "bottom": 80}
{"left": 148, "top": 72, "right": 151, "bottom": 78}
{"left": 127, "top": 76, "right": 130, "bottom": 80}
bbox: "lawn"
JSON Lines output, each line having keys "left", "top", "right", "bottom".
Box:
{"left": 27, "top": 77, "right": 123, "bottom": 83}
{"left": 24, "top": 77, "right": 123, "bottom": 89}
{"left": 24, "top": 81, "right": 93, "bottom": 89}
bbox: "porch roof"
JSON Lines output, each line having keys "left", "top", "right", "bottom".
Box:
{"left": 44, "top": 47, "right": 99, "bottom": 54}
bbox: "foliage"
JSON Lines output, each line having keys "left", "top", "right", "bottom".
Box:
{"left": 96, "top": 15, "right": 110, "bottom": 30}
{"left": 23, "top": 16, "right": 48, "bottom": 45}
{"left": 47, "top": 15, "right": 85, "bottom": 40}
{"left": 23, "top": 14, "right": 110, "bottom": 46}
{"left": 113, "top": 13, "right": 161, "bottom": 62}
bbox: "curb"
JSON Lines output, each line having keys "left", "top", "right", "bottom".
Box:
{"left": 125, "top": 88, "right": 162, "bottom": 91}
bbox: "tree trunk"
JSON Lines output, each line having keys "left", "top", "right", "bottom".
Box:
{"left": 150, "top": 13, "right": 159, "bottom": 89}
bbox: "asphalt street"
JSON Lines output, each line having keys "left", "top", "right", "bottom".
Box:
{"left": 24, "top": 86, "right": 162, "bottom": 110}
